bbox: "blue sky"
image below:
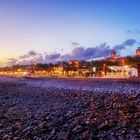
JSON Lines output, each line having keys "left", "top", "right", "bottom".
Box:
{"left": 0, "top": 0, "right": 140, "bottom": 65}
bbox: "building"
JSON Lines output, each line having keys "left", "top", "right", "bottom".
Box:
{"left": 136, "top": 47, "right": 140, "bottom": 57}
{"left": 106, "top": 66, "right": 138, "bottom": 78}
{"left": 110, "top": 50, "right": 117, "bottom": 60}
{"left": 77, "top": 68, "right": 92, "bottom": 77}
{"left": 51, "top": 66, "right": 64, "bottom": 76}
{"left": 69, "top": 60, "right": 80, "bottom": 68}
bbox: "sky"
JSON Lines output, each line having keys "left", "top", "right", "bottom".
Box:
{"left": 0, "top": 0, "right": 140, "bottom": 66}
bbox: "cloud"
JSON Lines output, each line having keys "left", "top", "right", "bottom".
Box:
{"left": 45, "top": 53, "right": 61, "bottom": 63}
{"left": 62, "top": 39, "right": 136, "bottom": 61}
{"left": 126, "top": 30, "right": 133, "bottom": 34}
{"left": 71, "top": 41, "right": 80, "bottom": 46}
{"left": 6, "top": 58, "right": 18, "bottom": 66}
{"left": 6, "top": 51, "right": 43, "bottom": 66}
{"left": 123, "top": 39, "right": 137, "bottom": 45}
{"left": 19, "top": 55, "right": 29, "bottom": 59}
{"left": 28, "top": 51, "right": 38, "bottom": 56}
{"left": 17, "top": 56, "right": 44, "bottom": 65}
{"left": 126, "top": 28, "right": 140, "bottom": 34}
{"left": 6, "top": 38, "right": 137, "bottom": 66}
{"left": 135, "top": 28, "right": 140, "bottom": 34}
{"left": 7, "top": 51, "right": 61, "bottom": 65}
{"left": 61, "top": 42, "right": 111, "bottom": 60}
{"left": 113, "top": 39, "right": 136, "bottom": 51}
{"left": 19, "top": 51, "right": 40, "bottom": 59}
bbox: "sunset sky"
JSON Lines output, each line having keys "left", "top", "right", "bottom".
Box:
{"left": 0, "top": 0, "right": 140, "bottom": 66}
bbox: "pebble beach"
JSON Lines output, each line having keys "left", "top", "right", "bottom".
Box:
{"left": 0, "top": 76, "right": 140, "bottom": 140}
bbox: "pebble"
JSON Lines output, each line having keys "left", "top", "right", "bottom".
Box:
{"left": 0, "top": 77, "right": 140, "bottom": 139}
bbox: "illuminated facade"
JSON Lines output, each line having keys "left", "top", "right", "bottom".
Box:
{"left": 53, "top": 66, "right": 64, "bottom": 75}
{"left": 69, "top": 60, "right": 80, "bottom": 68}
{"left": 110, "top": 50, "right": 117, "bottom": 60}
{"left": 106, "top": 66, "right": 138, "bottom": 78}
{"left": 136, "top": 47, "right": 140, "bottom": 57}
